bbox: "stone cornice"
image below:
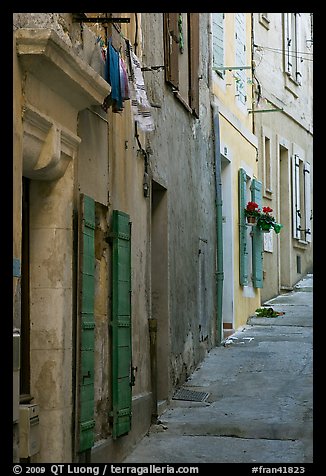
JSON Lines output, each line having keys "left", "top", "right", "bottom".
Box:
{"left": 22, "top": 103, "right": 81, "bottom": 180}
{"left": 15, "top": 28, "right": 110, "bottom": 110}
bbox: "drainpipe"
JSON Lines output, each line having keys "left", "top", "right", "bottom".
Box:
{"left": 211, "top": 103, "right": 224, "bottom": 345}
{"left": 208, "top": 14, "right": 224, "bottom": 345}
{"left": 148, "top": 318, "right": 158, "bottom": 422}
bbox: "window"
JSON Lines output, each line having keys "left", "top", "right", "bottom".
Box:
{"left": 292, "top": 154, "right": 312, "bottom": 242}
{"left": 212, "top": 13, "right": 225, "bottom": 78}
{"left": 284, "top": 13, "right": 302, "bottom": 85}
{"left": 163, "top": 13, "right": 200, "bottom": 117}
{"left": 234, "top": 13, "right": 247, "bottom": 106}
{"left": 263, "top": 135, "right": 272, "bottom": 194}
{"left": 239, "top": 168, "right": 263, "bottom": 288}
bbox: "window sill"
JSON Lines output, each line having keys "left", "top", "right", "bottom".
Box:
{"left": 263, "top": 189, "right": 273, "bottom": 199}
{"left": 293, "top": 239, "right": 308, "bottom": 249}
{"left": 284, "top": 74, "right": 300, "bottom": 98}
{"left": 172, "top": 89, "right": 198, "bottom": 117}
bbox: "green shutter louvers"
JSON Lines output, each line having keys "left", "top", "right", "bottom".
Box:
{"left": 251, "top": 179, "right": 264, "bottom": 288}
{"left": 78, "top": 194, "right": 96, "bottom": 453}
{"left": 239, "top": 168, "right": 248, "bottom": 285}
{"left": 111, "top": 210, "right": 132, "bottom": 439}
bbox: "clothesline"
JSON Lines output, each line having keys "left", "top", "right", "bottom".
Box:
{"left": 98, "top": 34, "right": 154, "bottom": 132}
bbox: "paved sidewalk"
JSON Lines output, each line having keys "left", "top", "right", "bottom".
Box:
{"left": 123, "top": 274, "right": 313, "bottom": 464}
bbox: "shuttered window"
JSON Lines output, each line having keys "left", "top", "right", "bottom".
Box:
{"left": 235, "top": 13, "right": 247, "bottom": 105}
{"left": 212, "top": 13, "right": 225, "bottom": 78}
{"left": 292, "top": 154, "right": 301, "bottom": 239}
{"left": 239, "top": 168, "right": 249, "bottom": 285}
{"left": 292, "top": 155, "right": 312, "bottom": 242}
{"left": 284, "top": 13, "right": 302, "bottom": 85}
{"left": 251, "top": 179, "right": 263, "bottom": 288}
{"left": 239, "top": 169, "right": 263, "bottom": 288}
{"left": 110, "top": 210, "right": 133, "bottom": 439}
{"left": 163, "top": 13, "right": 200, "bottom": 117}
{"left": 304, "top": 162, "right": 312, "bottom": 243}
{"left": 78, "top": 194, "right": 96, "bottom": 453}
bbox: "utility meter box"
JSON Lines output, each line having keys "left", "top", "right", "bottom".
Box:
{"left": 19, "top": 404, "right": 40, "bottom": 458}
{"left": 13, "top": 331, "right": 20, "bottom": 423}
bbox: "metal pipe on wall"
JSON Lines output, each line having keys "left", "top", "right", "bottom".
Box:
{"left": 211, "top": 103, "right": 224, "bottom": 345}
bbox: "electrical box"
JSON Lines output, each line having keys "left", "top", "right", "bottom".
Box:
{"left": 19, "top": 404, "right": 40, "bottom": 458}
{"left": 13, "top": 331, "right": 20, "bottom": 423}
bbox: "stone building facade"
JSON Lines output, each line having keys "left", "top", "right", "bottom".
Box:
{"left": 12, "top": 12, "right": 312, "bottom": 463}
{"left": 252, "top": 13, "right": 313, "bottom": 301}
{"left": 13, "top": 13, "right": 218, "bottom": 463}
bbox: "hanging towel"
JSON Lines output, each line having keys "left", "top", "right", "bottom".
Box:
{"left": 105, "top": 39, "right": 123, "bottom": 112}
{"left": 126, "top": 40, "right": 155, "bottom": 132}
{"left": 119, "top": 56, "right": 130, "bottom": 101}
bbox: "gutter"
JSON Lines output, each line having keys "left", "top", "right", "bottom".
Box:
{"left": 208, "top": 14, "right": 224, "bottom": 345}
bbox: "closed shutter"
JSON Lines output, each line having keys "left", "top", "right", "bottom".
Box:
{"left": 163, "top": 13, "right": 179, "bottom": 89}
{"left": 111, "top": 210, "right": 132, "bottom": 439}
{"left": 78, "top": 194, "right": 96, "bottom": 453}
{"left": 235, "top": 13, "right": 246, "bottom": 105}
{"left": 251, "top": 179, "right": 263, "bottom": 288}
{"left": 284, "top": 13, "right": 293, "bottom": 75}
{"left": 189, "top": 13, "right": 200, "bottom": 117}
{"left": 239, "top": 168, "right": 248, "bottom": 285}
{"left": 304, "top": 162, "right": 312, "bottom": 242}
{"left": 292, "top": 154, "right": 301, "bottom": 239}
{"left": 295, "top": 13, "right": 302, "bottom": 84}
{"left": 212, "top": 13, "right": 224, "bottom": 76}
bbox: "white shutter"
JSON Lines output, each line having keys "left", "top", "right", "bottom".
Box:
{"left": 235, "top": 13, "right": 247, "bottom": 105}
{"left": 285, "top": 13, "right": 293, "bottom": 75}
{"left": 292, "top": 154, "right": 300, "bottom": 239}
{"left": 304, "top": 162, "right": 312, "bottom": 242}
{"left": 295, "top": 13, "right": 302, "bottom": 85}
{"left": 212, "top": 13, "right": 224, "bottom": 73}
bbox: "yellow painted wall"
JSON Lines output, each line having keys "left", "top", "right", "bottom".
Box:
{"left": 212, "top": 13, "right": 260, "bottom": 330}
{"left": 212, "top": 13, "right": 253, "bottom": 130}
{"left": 219, "top": 115, "right": 260, "bottom": 329}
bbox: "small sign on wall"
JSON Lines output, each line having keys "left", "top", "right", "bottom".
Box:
{"left": 263, "top": 231, "right": 273, "bottom": 252}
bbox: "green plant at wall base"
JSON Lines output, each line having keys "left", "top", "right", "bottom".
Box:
{"left": 256, "top": 206, "right": 283, "bottom": 233}
{"left": 255, "top": 307, "right": 285, "bottom": 317}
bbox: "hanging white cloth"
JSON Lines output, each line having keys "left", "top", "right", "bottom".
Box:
{"left": 126, "top": 42, "right": 155, "bottom": 132}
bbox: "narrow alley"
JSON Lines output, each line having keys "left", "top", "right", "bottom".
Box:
{"left": 122, "top": 275, "right": 313, "bottom": 464}
{"left": 13, "top": 13, "right": 313, "bottom": 466}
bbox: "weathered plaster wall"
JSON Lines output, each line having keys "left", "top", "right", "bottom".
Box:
{"left": 141, "top": 13, "right": 217, "bottom": 389}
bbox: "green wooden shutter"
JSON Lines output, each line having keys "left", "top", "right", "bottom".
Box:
{"left": 78, "top": 194, "right": 96, "bottom": 453}
{"left": 239, "top": 168, "right": 248, "bottom": 285}
{"left": 251, "top": 179, "right": 264, "bottom": 288}
{"left": 111, "top": 210, "right": 132, "bottom": 439}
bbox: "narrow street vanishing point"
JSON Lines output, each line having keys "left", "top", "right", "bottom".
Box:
{"left": 122, "top": 275, "right": 313, "bottom": 464}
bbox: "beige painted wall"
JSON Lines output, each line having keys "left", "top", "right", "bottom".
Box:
{"left": 13, "top": 21, "right": 110, "bottom": 462}
{"left": 219, "top": 115, "right": 260, "bottom": 330}
{"left": 252, "top": 13, "right": 313, "bottom": 301}
{"left": 211, "top": 13, "right": 260, "bottom": 330}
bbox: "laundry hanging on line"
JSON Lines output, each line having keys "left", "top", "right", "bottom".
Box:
{"left": 104, "top": 38, "right": 123, "bottom": 112}
{"left": 125, "top": 39, "right": 155, "bottom": 132}
{"left": 100, "top": 36, "right": 154, "bottom": 132}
